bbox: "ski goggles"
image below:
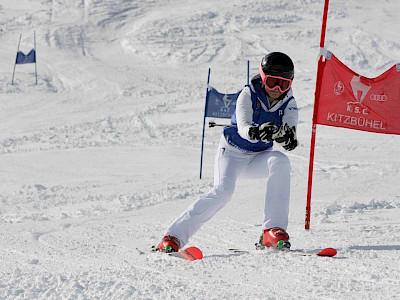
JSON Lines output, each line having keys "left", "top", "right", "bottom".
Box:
{"left": 259, "top": 65, "right": 293, "bottom": 93}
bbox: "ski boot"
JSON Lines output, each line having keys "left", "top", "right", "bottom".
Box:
{"left": 154, "top": 235, "right": 181, "bottom": 253}
{"left": 255, "top": 228, "right": 291, "bottom": 250}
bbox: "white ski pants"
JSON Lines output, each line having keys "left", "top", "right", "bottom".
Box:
{"left": 166, "top": 135, "right": 291, "bottom": 247}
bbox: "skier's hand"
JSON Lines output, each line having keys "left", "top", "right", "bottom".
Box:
{"left": 248, "top": 126, "right": 260, "bottom": 140}
{"left": 249, "top": 122, "right": 278, "bottom": 141}
{"left": 259, "top": 122, "right": 278, "bottom": 141}
{"left": 272, "top": 123, "right": 298, "bottom": 151}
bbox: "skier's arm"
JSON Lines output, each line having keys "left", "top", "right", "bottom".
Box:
{"left": 281, "top": 98, "right": 298, "bottom": 128}
{"left": 236, "top": 87, "right": 259, "bottom": 143}
{"left": 273, "top": 99, "right": 299, "bottom": 151}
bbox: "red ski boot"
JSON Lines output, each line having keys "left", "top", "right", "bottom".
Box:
{"left": 258, "top": 228, "right": 290, "bottom": 249}
{"left": 155, "top": 236, "right": 181, "bottom": 253}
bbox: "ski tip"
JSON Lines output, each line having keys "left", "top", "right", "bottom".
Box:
{"left": 317, "top": 248, "right": 337, "bottom": 257}
{"left": 185, "top": 247, "right": 203, "bottom": 260}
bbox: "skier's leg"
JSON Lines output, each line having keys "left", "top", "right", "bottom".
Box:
{"left": 165, "top": 139, "right": 249, "bottom": 247}
{"left": 241, "top": 151, "right": 291, "bottom": 230}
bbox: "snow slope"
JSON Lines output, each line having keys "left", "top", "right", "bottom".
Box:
{"left": 1, "top": 0, "right": 400, "bottom": 299}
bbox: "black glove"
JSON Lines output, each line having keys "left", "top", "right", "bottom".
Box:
{"left": 248, "top": 122, "right": 278, "bottom": 142}
{"left": 272, "top": 123, "right": 298, "bottom": 151}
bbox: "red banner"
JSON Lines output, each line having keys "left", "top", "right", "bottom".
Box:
{"left": 316, "top": 52, "right": 400, "bottom": 135}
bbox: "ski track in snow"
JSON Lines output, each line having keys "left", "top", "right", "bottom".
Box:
{"left": 1, "top": 0, "right": 400, "bottom": 299}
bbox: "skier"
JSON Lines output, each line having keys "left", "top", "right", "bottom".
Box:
{"left": 156, "top": 52, "right": 298, "bottom": 253}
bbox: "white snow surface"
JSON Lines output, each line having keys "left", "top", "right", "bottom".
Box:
{"left": 1, "top": 0, "right": 400, "bottom": 299}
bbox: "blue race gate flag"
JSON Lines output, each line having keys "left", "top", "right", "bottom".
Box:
{"left": 15, "top": 49, "right": 36, "bottom": 64}
{"left": 205, "top": 86, "right": 241, "bottom": 119}
{"left": 199, "top": 65, "right": 249, "bottom": 179}
{"left": 12, "top": 32, "right": 38, "bottom": 85}
{"left": 199, "top": 80, "right": 242, "bottom": 179}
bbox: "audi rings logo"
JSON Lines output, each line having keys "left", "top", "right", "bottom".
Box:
{"left": 370, "top": 94, "right": 387, "bottom": 102}
{"left": 334, "top": 81, "right": 345, "bottom": 95}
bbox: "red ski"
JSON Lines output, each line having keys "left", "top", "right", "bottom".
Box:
{"left": 139, "top": 246, "right": 203, "bottom": 261}
{"left": 168, "top": 247, "right": 203, "bottom": 261}
{"left": 229, "top": 247, "right": 337, "bottom": 257}
{"left": 292, "top": 248, "right": 337, "bottom": 257}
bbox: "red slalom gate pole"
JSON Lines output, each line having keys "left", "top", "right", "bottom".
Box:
{"left": 305, "top": 0, "right": 330, "bottom": 230}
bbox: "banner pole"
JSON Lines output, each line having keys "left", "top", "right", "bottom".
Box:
{"left": 34, "top": 31, "right": 38, "bottom": 85}
{"left": 12, "top": 34, "right": 22, "bottom": 85}
{"left": 305, "top": 0, "right": 330, "bottom": 230}
{"left": 200, "top": 68, "right": 211, "bottom": 179}
{"left": 247, "top": 60, "right": 250, "bottom": 85}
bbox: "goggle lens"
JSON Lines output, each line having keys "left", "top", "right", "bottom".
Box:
{"left": 264, "top": 75, "right": 292, "bottom": 92}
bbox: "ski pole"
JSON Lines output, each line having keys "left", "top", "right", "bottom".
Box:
{"left": 208, "top": 121, "right": 237, "bottom": 128}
